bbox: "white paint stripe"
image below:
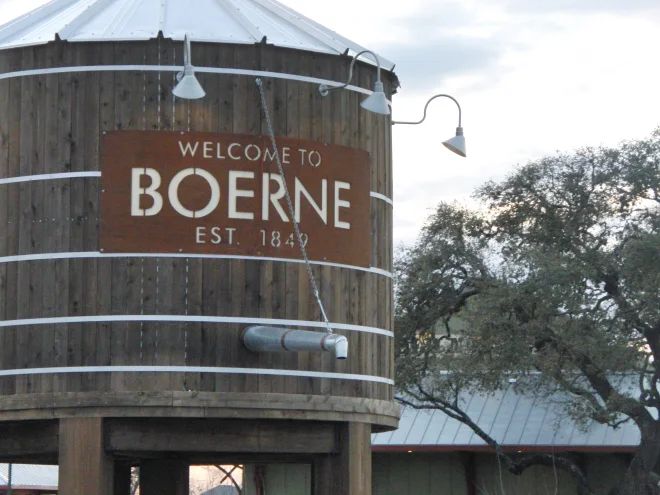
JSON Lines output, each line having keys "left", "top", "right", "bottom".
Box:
{"left": 0, "top": 174, "right": 393, "bottom": 209}
{"left": 370, "top": 191, "right": 393, "bottom": 206}
{"left": 0, "top": 171, "right": 101, "bottom": 185}
{"left": 0, "top": 171, "right": 394, "bottom": 211}
{"left": 0, "top": 251, "right": 393, "bottom": 279}
{"left": 0, "top": 366, "right": 394, "bottom": 385}
{"left": 0, "top": 314, "right": 394, "bottom": 337}
{"left": 0, "top": 65, "right": 383, "bottom": 98}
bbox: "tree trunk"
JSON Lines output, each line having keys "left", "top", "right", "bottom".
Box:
{"left": 616, "top": 419, "right": 660, "bottom": 495}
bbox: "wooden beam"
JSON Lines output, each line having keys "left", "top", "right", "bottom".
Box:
{"left": 58, "top": 417, "right": 114, "bottom": 495}
{"left": 105, "top": 418, "right": 337, "bottom": 454}
{"left": 140, "top": 460, "right": 189, "bottom": 495}
{"left": 313, "top": 422, "right": 371, "bottom": 495}
{"left": 0, "top": 420, "right": 58, "bottom": 462}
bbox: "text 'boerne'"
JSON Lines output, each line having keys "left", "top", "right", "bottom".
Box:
{"left": 131, "top": 169, "right": 352, "bottom": 229}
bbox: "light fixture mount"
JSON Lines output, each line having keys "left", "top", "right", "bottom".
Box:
{"left": 172, "top": 34, "right": 206, "bottom": 100}
{"left": 392, "top": 94, "right": 466, "bottom": 158}
{"left": 318, "top": 50, "right": 390, "bottom": 116}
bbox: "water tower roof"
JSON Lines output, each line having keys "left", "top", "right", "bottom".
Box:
{"left": 0, "top": 0, "right": 394, "bottom": 70}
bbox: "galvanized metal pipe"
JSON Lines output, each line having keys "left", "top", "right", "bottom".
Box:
{"left": 242, "top": 326, "right": 348, "bottom": 360}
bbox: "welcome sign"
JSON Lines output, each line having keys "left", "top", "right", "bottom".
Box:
{"left": 100, "top": 131, "right": 372, "bottom": 267}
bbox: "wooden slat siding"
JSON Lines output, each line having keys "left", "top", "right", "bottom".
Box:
{"left": 112, "top": 39, "right": 149, "bottom": 393}
{"left": 214, "top": 251, "right": 234, "bottom": 394}
{"left": 281, "top": 52, "right": 302, "bottom": 396}
{"left": 36, "top": 44, "right": 57, "bottom": 395}
{"left": 28, "top": 46, "right": 45, "bottom": 394}
{"left": 95, "top": 42, "right": 116, "bottom": 394}
{"left": 54, "top": 44, "right": 74, "bottom": 394}
{"left": 165, "top": 38, "right": 192, "bottom": 394}
{"left": 200, "top": 270, "right": 219, "bottom": 393}
{"left": 0, "top": 64, "right": 8, "bottom": 396}
{"left": 233, "top": 43, "right": 257, "bottom": 395}
{"left": 138, "top": 41, "right": 161, "bottom": 393}
{"left": 108, "top": 42, "right": 130, "bottom": 394}
{"left": 14, "top": 47, "right": 35, "bottom": 396}
{"left": 205, "top": 43, "right": 235, "bottom": 395}
{"left": 0, "top": 41, "right": 396, "bottom": 423}
{"left": 183, "top": 42, "right": 206, "bottom": 393}
{"left": 0, "top": 49, "right": 10, "bottom": 397}
{"left": 125, "top": 59, "right": 149, "bottom": 394}
{"left": 256, "top": 43, "right": 279, "bottom": 392}
{"left": 1, "top": 48, "right": 23, "bottom": 397}
{"left": 299, "top": 52, "right": 320, "bottom": 397}
{"left": 78, "top": 43, "right": 101, "bottom": 393}
{"left": 187, "top": 260, "right": 205, "bottom": 392}
{"left": 181, "top": 40, "right": 208, "bottom": 394}
{"left": 321, "top": 264, "right": 336, "bottom": 396}
{"left": 258, "top": 45, "right": 286, "bottom": 392}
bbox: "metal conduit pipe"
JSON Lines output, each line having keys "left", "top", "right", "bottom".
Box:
{"left": 242, "top": 326, "right": 348, "bottom": 360}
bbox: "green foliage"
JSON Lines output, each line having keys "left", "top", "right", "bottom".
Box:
{"left": 396, "top": 130, "right": 660, "bottom": 434}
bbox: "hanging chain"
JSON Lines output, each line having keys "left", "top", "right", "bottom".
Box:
{"left": 255, "top": 78, "right": 333, "bottom": 334}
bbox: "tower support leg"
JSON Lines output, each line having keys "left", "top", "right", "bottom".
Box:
{"left": 114, "top": 461, "right": 133, "bottom": 495}
{"left": 140, "top": 459, "right": 189, "bottom": 495}
{"left": 314, "top": 422, "right": 372, "bottom": 495}
{"left": 58, "top": 417, "right": 114, "bottom": 495}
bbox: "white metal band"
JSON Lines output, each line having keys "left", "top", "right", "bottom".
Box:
{"left": 0, "top": 170, "right": 394, "bottom": 212}
{"left": 0, "top": 366, "right": 394, "bottom": 385}
{"left": 370, "top": 191, "right": 393, "bottom": 206}
{"left": 0, "top": 171, "right": 101, "bottom": 185}
{"left": 0, "top": 64, "right": 383, "bottom": 98}
{"left": 0, "top": 314, "right": 394, "bottom": 338}
{"left": 0, "top": 251, "right": 393, "bottom": 279}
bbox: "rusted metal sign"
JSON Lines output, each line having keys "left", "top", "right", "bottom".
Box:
{"left": 100, "top": 131, "right": 372, "bottom": 267}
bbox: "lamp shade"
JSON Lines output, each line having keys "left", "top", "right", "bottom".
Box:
{"left": 173, "top": 70, "right": 206, "bottom": 100}
{"left": 361, "top": 81, "right": 390, "bottom": 115}
{"left": 442, "top": 127, "right": 466, "bottom": 157}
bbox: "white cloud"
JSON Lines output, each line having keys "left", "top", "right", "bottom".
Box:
{"left": 0, "top": 0, "right": 658, "bottom": 247}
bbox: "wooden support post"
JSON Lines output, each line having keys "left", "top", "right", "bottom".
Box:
{"left": 314, "top": 422, "right": 371, "bottom": 495}
{"left": 140, "top": 460, "right": 189, "bottom": 495}
{"left": 463, "top": 452, "right": 477, "bottom": 495}
{"left": 114, "top": 462, "right": 132, "bottom": 495}
{"left": 58, "top": 417, "right": 114, "bottom": 495}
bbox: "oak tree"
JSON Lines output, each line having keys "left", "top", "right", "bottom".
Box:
{"left": 395, "top": 130, "right": 660, "bottom": 494}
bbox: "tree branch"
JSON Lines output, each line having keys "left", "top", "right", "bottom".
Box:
{"left": 395, "top": 391, "right": 593, "bottom": 494}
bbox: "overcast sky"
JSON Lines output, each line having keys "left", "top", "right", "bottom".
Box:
{"left": 1, "top": 0, "right": 660, "bottom": 245}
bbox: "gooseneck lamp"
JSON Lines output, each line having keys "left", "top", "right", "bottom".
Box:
{"left": 318, "top": 50, "right": 390, "bottom": 116}
{"left": 393, "top": 94, "right": 467, "bottom": 157}
{"left": 173, "top": 34, "right": 206, "bottom": 100}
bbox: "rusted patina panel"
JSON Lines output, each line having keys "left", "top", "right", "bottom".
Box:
{"left": 100, "top": 131, "right": 372, "bottom": 267}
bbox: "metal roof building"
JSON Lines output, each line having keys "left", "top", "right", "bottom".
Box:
{"left": 0, "top": 0, "right": 394, "bottom": 68}
{"left": 0, "top": 464, "right": 58, "bottom": 493}
{"left": 372, "top": 383, "right": 640, "bottom": 452}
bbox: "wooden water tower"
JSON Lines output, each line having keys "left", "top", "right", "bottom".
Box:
{"left": 0, "top": 1, "right": 398, "bottom": 494}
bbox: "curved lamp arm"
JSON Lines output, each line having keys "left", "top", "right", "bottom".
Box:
{"left": 319, "top": 49, "right": 383, "bottom": 96}
{"left": 392, "top": 93, "right": 462, "bottom": 127}
{"left": 392, "top": 93, "right": 467, "bottom": 157}
{"left": 184, "top": 34, "right": 191, "bottom": 67}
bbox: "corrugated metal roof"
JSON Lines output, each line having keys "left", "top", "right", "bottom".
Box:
{"left": 202, "top": 485, "right": 240, "bottom": 495}
{"left": 372, "top": 384, "right": 641, "bottom": 449}
{"left": 0, "top": 0, "right": 394, "bottom": 69}
{"left": 0, "top": 464, "right": 59, "bottom": 488}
